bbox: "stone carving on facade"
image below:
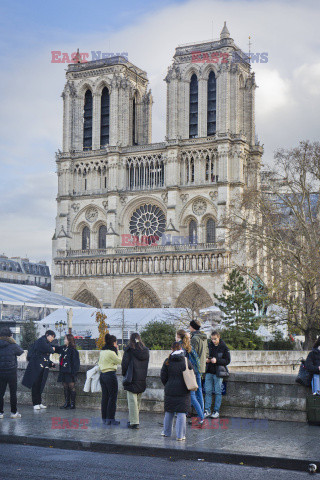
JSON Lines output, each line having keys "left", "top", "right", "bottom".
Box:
{"left": 71, "top": 203, "right": 80, "bottom": 212}
{"left": 85, "top": 207, "right": 98, "bottom": 222}
{"left": 107, "top": 222, "right": 119, "bottom": 236}
{"left": 57, "top": 225, "right": 71, "bottom": 239}
{"left": 209, "top": 191, "right": 218, "bottom": 201}
{"left": 111, "top": 73, "right": 121, "bottom": 89}
{"left": 165, "top": 64, "right": 181, "bottom": 83}
{"left": 180, "top": 194, "right": 189, "bottom": 203}
{"left": 142, "top": 89, "right": 152, "bottom": 105}
{"left": 192, "top": 199, "right": 207, "bottom": 216}
{"left": 61, "top": 81, "right": 77, "bottom": 99}
{"left": 165, "top": 218, "right": 178, "bottom": 232}
{"left": 161, "top": 192, "right": 168, "bottom": 204}
{"left": 120, "top": 77, "right": 129, "bottom": 90}
{"left": 102, "top": 201, "right": 108, "bottom": 210}
{"left": 119, "top": 195, "right": 127, "bottom": 205}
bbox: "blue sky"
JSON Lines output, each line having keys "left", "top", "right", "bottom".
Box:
{"left": 0, "top": 0, "right": 319, "bottom": 267}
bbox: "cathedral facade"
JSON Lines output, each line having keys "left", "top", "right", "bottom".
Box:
{"left": 52, "top": 23, "right": 263, "bottom": 310}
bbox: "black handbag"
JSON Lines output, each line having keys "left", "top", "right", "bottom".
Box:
{"left": 216, "top": 365, "right": 230, "bottom": 378}
{"left": 123, "top": 355, "right": 133, "bottom": 387}
{"left": 295, "top": 359, "right": 313, "bottom": 387}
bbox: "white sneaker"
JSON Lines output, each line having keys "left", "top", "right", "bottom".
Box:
{"left": 0, "top": 413, "right": 3, "bottom": 419}
{"left": 210, "top": 411, "right": 219, "bottom": 419}
{"left": 10, "top": 412, "right": 21, "bottom": 419}
{"left": 33, "top": 405, "right": 41, "bottom": 410}
{"left": 39, "top": 404, "right": 47, "bottom": 409}
{"left": 203, "top": 410, "right": 211, "bottom": 418}
{"left": 177, "top": 436, "right": 186, "bottom": 441}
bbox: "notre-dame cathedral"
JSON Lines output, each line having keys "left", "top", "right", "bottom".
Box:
{"left": 52, "top": 23, "right": 263, "bottom": 310}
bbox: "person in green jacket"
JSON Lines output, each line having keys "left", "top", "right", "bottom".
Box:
{"left": 189, "top": 320, "right": 208, "bottom": 415}
{"left": 98, "top": 334, "right": 122, "bottom": 425}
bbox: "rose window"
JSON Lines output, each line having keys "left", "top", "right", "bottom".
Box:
{"left": 129, "top": 204, "right": 166, "bottom": 239}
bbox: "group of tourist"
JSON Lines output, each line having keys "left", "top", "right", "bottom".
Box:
{"left": 0, "top": 323, "right": 320, "bottom": 440}
{"left": 0, "top": 327, "right": 80, "bottom": 417}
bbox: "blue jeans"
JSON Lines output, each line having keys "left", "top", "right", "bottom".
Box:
{"left": 204, "top": 373, "right": 223, "bottom": 413}
{"left": 163, "top": 412, "right": 186, "bottom": 439}
{"left": 312, "top": 374, "right": 320, "bottom": 394}
{"left": 195, "top": 372, "right": 204, "bottom": 414}
{"left": 191, "top": 389, "right": 204, "bottom": 420}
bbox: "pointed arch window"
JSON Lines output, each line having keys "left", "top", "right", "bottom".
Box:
{"left": 132, "top": 96, "right": 137, "bottom": 145}
{"left": 206, "top": 218, "right": 216, "bottom": 244}
{"left": 98, "top": 225, "right": 108, "bottom": 249}
{"left": 82, "top": 226, "right": 90, "bottom": 250}
{"left": 186, "top": 156, "right": 195, "bottom": 184}
{"left": 189, "top": 220, "right": 197, "bottom": 244}
{"left": 83, "top": 90, "right": 93, "bottom": 150}
{"left": 207, "top": 71, "right": 216, "bottom": 136}
{"left": 100, "top": 87, "right": 110, "bottom": 147}
{"left": 189, "top": 74, "right": 198, "bottom": 138}
{"left": 205, "top": 155, "right": 217, "bottom": 183}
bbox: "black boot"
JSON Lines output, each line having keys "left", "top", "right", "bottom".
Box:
{"left": 60, "top": 387, "right": 71, "bottom": 409}
{"left": 69, "top": 390, "right": 76, "bottom": 409}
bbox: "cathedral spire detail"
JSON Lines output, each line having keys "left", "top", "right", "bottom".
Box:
{"left": 220, "top": 21, "right": 230, "bottom": 40}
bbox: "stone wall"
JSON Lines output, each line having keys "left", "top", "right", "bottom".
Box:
{"left": 17, "top": 350, "right": 308, "bottom": 373}
{"left": 9, "top": 354, "right": 310, "bottom": 423}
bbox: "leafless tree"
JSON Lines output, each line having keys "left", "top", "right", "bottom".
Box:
{"left": 226, "top": 141, "right": 320, "bottom": 348}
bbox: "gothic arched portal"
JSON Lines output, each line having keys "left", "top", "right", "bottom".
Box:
{"left": 115, "top": 279, "right": 162, "bottom": 308}
{"left": 73, "top": 289, "right": 101, "bottom": 308}
{"left": 175, "top": 282, "right": 212, "bottom": 314}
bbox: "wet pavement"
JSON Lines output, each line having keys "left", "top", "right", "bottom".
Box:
{"left": 0, "top": 405, "right": 319, "bottom": 471}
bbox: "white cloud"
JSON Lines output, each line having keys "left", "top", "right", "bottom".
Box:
{"left": 294, "top": 62, "right": 320, "bottom": 96}
{"left": 255, "top": 68, "right": 292, "bottom": 116}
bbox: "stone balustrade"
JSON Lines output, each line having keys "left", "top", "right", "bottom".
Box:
{"left": 54, "top": 246, "right": 229, "bottom": 277}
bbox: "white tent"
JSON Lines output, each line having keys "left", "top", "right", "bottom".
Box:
{"left": 38, "top": 307, "right": 187, "bottom": 340}
{"left": 0, "top": 282, "right": 89, "bottom": 309}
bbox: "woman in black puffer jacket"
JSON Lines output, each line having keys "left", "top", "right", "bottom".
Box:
{"left": 305, "top": 336, "right": 320, "bottom": 395}
{"left": 160, "top": 341, "right": 193, "bottom": 441}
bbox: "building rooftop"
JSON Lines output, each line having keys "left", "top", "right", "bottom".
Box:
{"left": 67, "top": 56, "right": 148, "bottom": 80}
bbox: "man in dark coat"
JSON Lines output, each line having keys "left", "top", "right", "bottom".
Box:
{"left": 204, "top": 330, "right": 231, "bottom": 418}
{"left": 22, "top": 330, "right": 56, "bottom": 410}
{"left": 160, "top": 342, "right": 193, "bottom": 440}
{"left": 121, "top": 333, "right": 149, "bottom": 429}
{"left": 305, "top": 336, "right": 320, "bottom": 394}
{"left": 189, "top": 319, "right": 208, "bottom": 416}
{"left": 0, "top": 327, "right": 24, "bottom": 418}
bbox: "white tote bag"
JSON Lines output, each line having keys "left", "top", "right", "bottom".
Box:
{"left": 182, "top": 358, "right": 198, "bottom": 391}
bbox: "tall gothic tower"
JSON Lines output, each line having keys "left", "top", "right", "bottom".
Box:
{"left": 52, "top": 24, "right": 263, "bottom": 311}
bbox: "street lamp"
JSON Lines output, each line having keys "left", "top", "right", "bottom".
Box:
{"left": 55, "top": 320, "right": 67, "bottom": 344}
